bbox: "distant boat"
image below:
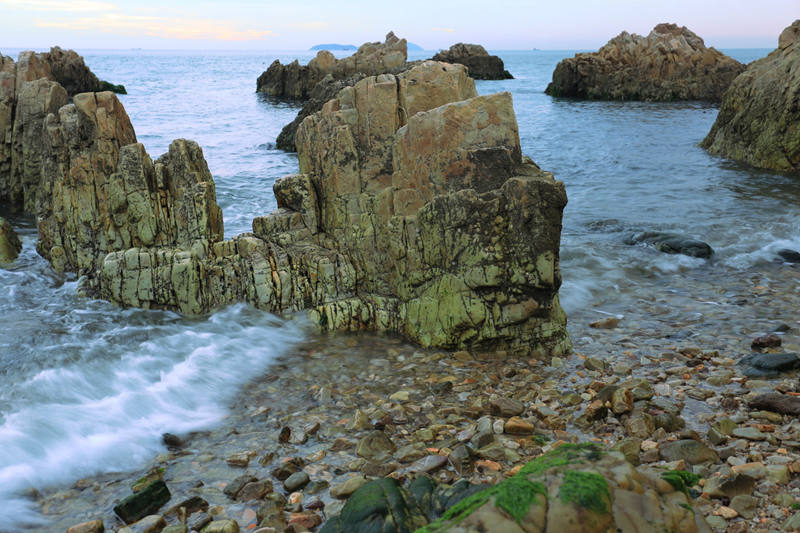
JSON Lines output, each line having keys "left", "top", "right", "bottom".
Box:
{"left": 310, "top": 43, "right": 356, "bottom": 51}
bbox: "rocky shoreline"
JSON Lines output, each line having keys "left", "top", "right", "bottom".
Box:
{"left": 23, "top": 259, "right": 800, "bottom": 532}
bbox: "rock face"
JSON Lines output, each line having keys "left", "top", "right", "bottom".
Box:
{"left": 275, "top": 73, "right": 366, "bottom": 151}
{"left": 545, "top": 23, "right": 744, "bottom": 101}
{"left": 0, "top": 48, "right": 126, "bottom": 212}
{"left": 701, "top": 20, "right": 800, "bottom": 172}
{"left": 97, "top": 61, "right": 570, "bottom": 356}
{"left": 431, "top": 43, "right": 513, "bottom": 80}
{"left": 322, "top": 444, "right": 710, "bottom": 533}
{"left": 256, "top": 32, "right": 407, "bottom": 99}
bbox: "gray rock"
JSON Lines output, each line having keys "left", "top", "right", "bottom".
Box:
{"left": 283, "top": 471, "right": 310, "bottom": 491}
{"left": 624, "top": 231, "right": 714, "bottom": 258}
{"left": 739, "top": 352, "right": 800, "bottom": 377}
{"left": 356, "top": 431, "right": 396, "bottom": 462}
{"left": 659, "top": 439, "right": 719, "bottom": 464}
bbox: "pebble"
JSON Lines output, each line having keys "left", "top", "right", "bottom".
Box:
{"left": 284, "top": 471, "right": 311, "bottom": 492}
{"left": 329, "top": 476, "right": 369, "bottom": 499}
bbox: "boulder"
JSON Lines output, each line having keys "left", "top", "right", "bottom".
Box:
{"left": 96, "top": 61, "right": 571, "bottom": 356}
{"left": 739, "top": 352, "right": 800, "bottom": 377}
{"left": 42, "top": 46, "right": 126, "bottom": 95}
{"left": 701, "top": 20, "right": 800, "bottom": 172}
{"left": 546, "top": 23, "right": 744, "bottom": 101}
{"left": 0, "top": 216, "right": 22, "bottom": 262}
{"left": 323, "top": 444, "right": 710, "bottom": 533}
{"left": 748, "top": 392, "right": 800, "bottom": 416}
{"left": 624, "top": 231, "right": 714, "bottom": 258}
{"left": 256, "top": 31, "right": 408, "bottom": 99}
{"left": 431, "top": 43, "right": 513, "bottom": 80}
{"left": 113, "top": 480, "right": 171, "bottom": 524}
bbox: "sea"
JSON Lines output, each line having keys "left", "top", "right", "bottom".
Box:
{"left": 0, "top": 46, "right": 791, "bottom": 527}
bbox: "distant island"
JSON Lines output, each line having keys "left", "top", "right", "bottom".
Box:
{"left": 311, "top": 42, "right": 424, "bottom": 51}
{"left": 310, "top": 44, "right": 356, "bottom": 50}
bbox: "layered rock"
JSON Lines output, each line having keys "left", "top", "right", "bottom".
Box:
{"left": 431, "top": 43, "right": 513, "bottom": 80}
{"left": 701, "top": 20, "right": 800, "bottom": 172}
{"left": 0, "top": 216, "right": 21, "bottom": 262}
{"left": 256, "top": 32, "right": 407, "bottom": 99}
{"left": 0, "top": 47, "right": 125, "bottom": 211}
{"left": 545, "top": 23, "right": 744, "bottom": 101}
{"left": 99, "top": 61, "right": 570, "bottom": 356}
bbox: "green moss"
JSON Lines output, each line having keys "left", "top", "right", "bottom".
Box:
{"left": 661, "top": 470, "right": 701, "bottom": 495}
{"left": 531, "top": 434, "right": 550, "bottom": 445}
{"left": 518, "top": 442, "right": 605, "bottom": 477}
{"left": 558, "top": 471, "right": 610, "bottom": 514}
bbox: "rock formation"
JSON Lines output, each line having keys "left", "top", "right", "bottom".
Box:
{"left": 0, "top": 216, "right": 21, "bottom": 262}
{"left": 256, "top": 32, "right": 407, "bottom": 100}
{"left": 0, "top": 47, "right": 126, "bottom": 212}
{"left": 95, "top": 61, "right": 570, "bottom": 356}
{"left": 431, "top": 43, "right": 513, "bottom": 80}
{"left": 701, "top": 20, "right": 800, "bottom": 172}
{"left": 322, "top": 444, "right": 711, "bottom": 532}
{"left": 545, "top": 23, "right": 744, "bottom": 101}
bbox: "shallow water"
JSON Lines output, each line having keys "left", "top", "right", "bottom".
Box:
{"left": 0, "top": 46, "right": 792, "bottom": 527}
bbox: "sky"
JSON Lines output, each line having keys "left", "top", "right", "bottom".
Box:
{"left": 0, "top": 0, "right": 796, "bottom": 51}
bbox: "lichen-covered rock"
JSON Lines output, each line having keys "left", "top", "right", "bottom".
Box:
{"left": 417, "top": 443, "right": 710, "bottom": 533}
{"left": 0, "top": 216, "right": 22, "bottom": 262}
{"left": 98, "top": 61, "right": 571, "bottom": 356}
{"left": 545, "top": 23, "right": 744, "bottom": 101}
{"left": 257, "top": 31, "right": 407, "bottom": 99}
{"left": 431, "top": 43, "right": 513, "bottom": 80}
{"left": 701, "top": 20, "right": 800, "bottom": 172}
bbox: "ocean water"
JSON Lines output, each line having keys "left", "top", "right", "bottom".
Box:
{"left": 0, "top": 46, "right": 789, "bottom": 527}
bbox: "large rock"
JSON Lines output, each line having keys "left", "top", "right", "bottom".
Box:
{"left": 0, "top": 48, "right": 124, "bottom": 211}
{"left": 431, "top": 43, "right": 513, "bottom": 80}
{"left": 701, "top": 20, "right": 800, "bottom": 171}
{"left": 97, "top": 61, "right": 571, "bottom": 356}
{"left": 545, "top": 23, "right": 744, "bottom": 101}
{"left": 323, "top": 444, "right": 710, "bottom": 533}
{"left": 256, "top": 31, "right": 407, "bottom": 99}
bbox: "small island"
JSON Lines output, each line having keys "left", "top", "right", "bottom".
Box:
{"left": 309, "top": 43, "right": 356, "bottom": 51}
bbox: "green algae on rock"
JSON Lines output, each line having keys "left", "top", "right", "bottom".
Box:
{"left": 701, "top": 20, "right": 800, "bottom": 172}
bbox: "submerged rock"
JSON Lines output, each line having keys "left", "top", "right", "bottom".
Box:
{"left": 624, "top": 231, "right": 714, "bottom": 258}
{"left": 95, "top": 61, "right": 571, "bottom": 356}
{"left": 0, "top": 216, "right": 21, "bottom": 262}
{"left": 256, "top": 31, "right": 407, "bottom": 99}
{"left": 778, "top": 248, "right": 800, "bottom": 263}
{"left": 546, "top": 23, "right": 744, "bottom": 101}
{"left": 431, "top": 43, "right": 513, "bottom": 80}
{"left": 113, "top": 480, "right": 171, "bottom": 524}
{"left": 701, "top": 20, "right": 800, "bottom": 172}
{"left": 739, "top": 352, "right": 800, "bottom": 377}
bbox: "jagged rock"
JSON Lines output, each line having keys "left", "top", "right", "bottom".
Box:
{"left": 546, "top": 23, "right": 744, "bottom": 101}
{"left": 431, "top": 43, "right": 513, "bottom": 80}
{"left": 42, "top": 46, "right": 126, "bottom": 95}
{"left": 701, "top": 20, "right": 800, "bottom": 172}
{"left": 624, "top": 231, "right": 714, "bottom": 258}
{"left": 0, "top": 216, "right": 22, "bottom": 262}
{"left": 256, "top": 31, "right": 407, "bottom": 99}
{"left": 0, "top": 48, "right": 124, "bottom": 211}
{"left": 275, "top": 73, "right": 366, "bottom": 152}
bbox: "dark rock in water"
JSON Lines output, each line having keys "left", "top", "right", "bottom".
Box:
{"left": 778, "top": 249, "right": 800, "bottom": 263}
{"left": 751, "top": 333, "right": 782, "bottom": 351}
{"left": 162, "top": 432, "right": 183, "bottom": 447}
{"left": 408, "top": 477, "right": 488, "bottom": 522}
{"left": 275, "top": 73, "right": 366, "bottom": 152}
{"left": 113, "top": 479, "right": 171, "bottom": 524}
{"left": 702, "top": 20, "right": 800, "bottom": 172}
{"left": 223, "top": 474, "right": 257, "bottom": 499}
{"left": 545, "top": 23, "right": 743, "bottom": 101}
{"left": 624, "top": 231, "right": 714, "bottom": 258}
{"left": 99, "top": 80, "right": 126, "bottom": 94}
{"left": 318, "top": 477, "right": 428, "bottom": 533}
{"left": 431, "top": 43, "right": 513, "bottom": 80}
{"left": 739, "top": 352, "right": 800, "bottom": 377}
{"left": 749, "top": 393, "right": 800, "bottom": 415}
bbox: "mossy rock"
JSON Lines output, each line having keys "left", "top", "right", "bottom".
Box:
{"left": 99, "top": 80, "right": 127, "bottom": 94}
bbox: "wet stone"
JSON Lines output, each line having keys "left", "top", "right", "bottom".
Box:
{"left": 408, "top": 455, "right": 448, "bottom": 474}
{"left": 330, "top": 476, "right": 369, "bottom": 499}
{"left": 236, "top": 480, "right": 272, "bottom": 501}
{"left": 732, "top": 427, "right": 766, "bottom": 441}
{"left": 114, "top": 480, "right": 171, "bottom": 524}
{"left": 187, "top": 512, "right": 212, "bottom": 531}
{"left": 118, "top": 514, "right": 165, "bottom": 533}
{"left": 355, "top": 431, "right": 396, "bottom": 461}
{"left": 283, "top": 471, "right": 310, "bottom": 492}
{"left": 659, "top": 439, "right": 719, "bottom": 465}
{"left": 489, "top": 397, "right": 524, "bottom": 417}
{"left": 67, "top": 520, "right": 105, "bottom": 533}
{"left": 203, "top": 520, "right": 239, "bottom": 533}
{"left": 224, "top": 475, "right": 258, "bottom": 499}
{"left": 751, "top": 333, "right": 781, "bottom": 350}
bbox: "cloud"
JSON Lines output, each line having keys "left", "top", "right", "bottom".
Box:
{"left": 0, "top": 0, "right": 115, "bottom": 11}
{"left": 431, "top": 27, "right": 456, "bottom": 33}
{"left": 35, "top": 13, "right": 277, "bottom": 41}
